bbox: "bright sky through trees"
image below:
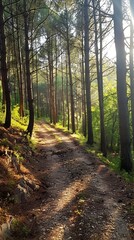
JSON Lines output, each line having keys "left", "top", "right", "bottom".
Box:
{"left": 104, "top": 0, "right": 133, "bottom": 61}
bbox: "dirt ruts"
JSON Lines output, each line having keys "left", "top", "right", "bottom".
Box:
{"left": 29, "top": 123, "right": 134, "bottom": 240}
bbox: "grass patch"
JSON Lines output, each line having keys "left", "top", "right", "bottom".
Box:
{"left": 55, "top": 122, "right": 72, "bottom": 134}
{"left": 11, "top": 105, "right": 28, "bottom": 131}
{"left": 11, "top": 218, "right": 32, "bottom": 239}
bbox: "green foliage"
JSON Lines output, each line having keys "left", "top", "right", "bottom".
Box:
{"left": 11, "top": 105, "right": 28, "bottom": 130}
{"left": 14, "top": 151, "right": 24, "bottom": 163}
{"left": 97, "top": 152, "right": 134, "bottom": 183}
{"left": 0, "top": 103, "right": 5, "bottom": 124}
{"left": 73, "top": 132, "right": 87, "bottom": 145}
{"left": 27, "top": 134, "right": 37, "bottom": 152}
{"left": 0, "top": 138, "right": 9, "bottom": 147}
{"left": 91, "top": 79, "right": 119, "bottom": 151}
{"left": 56, "top": 122, "right": 71, "bottom": 133}
{"left": 104, "top": 81, "right": 119, "bottom": 151}
{"left": 11, "top": 218, "right": 31, "bottom": 238}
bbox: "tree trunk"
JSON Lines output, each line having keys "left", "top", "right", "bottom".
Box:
{"left": 55, "top": 35, "right": 58, "bottom": 123}
{"left": 92, "top": 0, "right": 107, "bottom": 156}
{"left": 66, "top": 56, "right": 70, "bottom": 131}
{"left": 0, "top": 0, "right": 11, "bottom": 128}
{"left": 129, "top": 0, "right": 134, "bottom": 150}
{"left": 65, "top": 7, "right": 75, "bottom": 133}
{"left": 61, "top": 55, "right": 65, "bottom": 127}
{"left": 48, "top": 37, "right": 56, "bottom": 125}
{"left": 81, "top": 12, "right": 86, "bottom": 137}
{"left": 112, "top": 0, "right": 132, "bottom": 172}
{"left": 23, "top": 0, "right": 34, "bottom": 137}
{"left": 84, "top": 0, "right": 93, "bottom": 145}
{"left": 16, "top": 2, "right": 24, "bottom": 117}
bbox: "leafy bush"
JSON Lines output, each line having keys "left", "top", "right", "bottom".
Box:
{"left": 11, "top": 105, "right": 28, "bottom": 130}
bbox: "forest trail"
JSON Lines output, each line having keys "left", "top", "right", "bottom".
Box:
{"left": 26, "top": 122, "right": 133, "bottom": 240}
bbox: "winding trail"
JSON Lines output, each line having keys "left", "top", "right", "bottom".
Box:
{"left": 30, "top": 122, "right": 133, "bottom": 240}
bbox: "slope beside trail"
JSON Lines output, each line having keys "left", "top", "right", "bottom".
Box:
{"left": 28, "top": 122, "right": 133, "bottom": 240}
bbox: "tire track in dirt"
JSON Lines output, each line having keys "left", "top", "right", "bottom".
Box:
{"left": 32, "top": 123, "right": 133, "bottom": 240}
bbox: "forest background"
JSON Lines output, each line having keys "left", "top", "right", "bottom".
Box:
{"left": 0, "top": 0, "right": 134, "bottom": 174}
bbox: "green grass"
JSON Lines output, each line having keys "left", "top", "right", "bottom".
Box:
{"left": 11, "top": 105, "right": 28, "bottom": 131}
{"left": 0, "top": 105, "right": 28, "bottom": 131}
{"left": 11, "top": 218, "right": 31, "bottom": 238}
{"left": 95, "top": 152, "right": 134, "bottom": 183}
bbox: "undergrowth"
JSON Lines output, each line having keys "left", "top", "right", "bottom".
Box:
{"left": 11, "top": 105, "right": 28, "bottom": 131}
{"left": 0, "top": 105, "right": 28, "bottom": 131}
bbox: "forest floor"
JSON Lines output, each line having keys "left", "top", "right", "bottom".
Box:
{"left": 0, "top": 122, "right": 134, "bottom": 240}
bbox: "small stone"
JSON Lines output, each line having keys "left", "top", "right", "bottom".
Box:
{"left": 113, "top": 203, "right": 118, "bottom": 208}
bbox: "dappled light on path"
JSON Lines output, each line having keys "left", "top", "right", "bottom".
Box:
{"left": 0, "top": 123, "right": 133, "bottom": 240}
{"left": 24, "top": 122, "right": 132, "bottom": 240}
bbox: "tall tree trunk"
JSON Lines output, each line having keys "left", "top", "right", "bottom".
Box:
{"left": 10, "top": 1, "right": 19, "bottom": 106}
{"left": 36, "top": 51, "right": 39, "bottom": 118}
{"left": 0, "top": 0, "right": 11, "bottom": 128}
{"left": 84, "top": 0, "right": 93, "bottom": 145}
{"left": 92, "top": 0, "right": 107, "bottom": 156}
{"left": 48, "top": 37, "right": 56, "bottom": 124}
{"left": 67, "top": 40, "right": 75, "bottom": 133}
{"left": 55, "top": 35, "right": 58, "bottom": 122}
{"left": 66, "top": 56, "right": 70, "bottom": 131}
{"left": 130, "top": 0, "right": 134, "bottom": 150}
{"left": 61, "top": 54, "right": 65, "bottom": 127}
{"left": 112, "top": 0, "right": 132, "bottom": 172}
{"left": 16, "top": 2, "right": 24, "bottom": 117}
{"left": 81, "top": 11, "right": 86, "bottom": 137}
{"left": 23, "top": 0, "right": 34, "bottom": 136}
{"left": 65, "top": 6, "right": 75, "bottom": 133}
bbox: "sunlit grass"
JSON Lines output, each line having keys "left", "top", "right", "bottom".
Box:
{"left": 55, "top": 122, "right": 73, "bottom": 134}
{"left": 11, "top": 105, "right": 28, "bottom": 131}
{"left": 0, "top": 108, "right": 5, "bottom": 124}
{"left": 11, "top": 118, "right": 27, "bottom": 131}
{"left": 72, "top": 132, "right": 87, "bottom": 145}
{"left": 0, "top": 105, "right": 28, "bottom": 131}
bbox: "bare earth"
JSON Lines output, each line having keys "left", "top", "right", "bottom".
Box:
{"left": 28, "top": 122, "right": 133, "bottom": 240}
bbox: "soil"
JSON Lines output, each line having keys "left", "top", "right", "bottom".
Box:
{"left": 0, "top": 122, "right": 134, "bottom": 240}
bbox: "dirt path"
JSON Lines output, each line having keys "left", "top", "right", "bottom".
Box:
{"left": 29, "top": 123, "right": 133, "bottom": 240}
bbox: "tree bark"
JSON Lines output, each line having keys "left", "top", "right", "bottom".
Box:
{"left": 92, "top": 0, "right": 107, "bottom": 156}
{"left": 0, "top": 0, "right": 11, "bottom": 128}
{"left": 129, "top": 0, "right": 134, "bottom": 150}
{"left": 65, "top": 6, "right": 75, "bottom": 133}
{"left": 66, "top": 56, "right": 70, "bottom": 131}
{"left": 84, "top": 0, "right": 93, "bottom": 145}
{"left": 23, "top": 0, "right": 34, "bottom": 137}
{"left": 48, "top": 37, "right": 56, "bottom": 125}
{"left": 81, "top": 8, "right": 86, "bottom": 137}
{"left": 112, "top": 0, "right": 132, "bottom": 172}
